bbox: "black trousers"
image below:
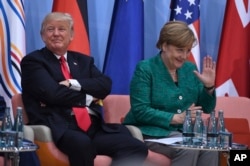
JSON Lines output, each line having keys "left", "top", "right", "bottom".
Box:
{"left": 57, "top": 115, "right": 148, "bottom": 166}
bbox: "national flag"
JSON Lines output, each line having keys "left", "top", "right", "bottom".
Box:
{"left": 52, "top": 0, "right": 90, "bottom": 55}
{"left": 103, "top": 0, "right": 144, "bottom": 94}
{"left": 144, "top": 0, "right": 171, "bottom": 60}
{"left": 0, "top": 0, "right": 25, "bottom": 105}
{"left": 170, "top": 0, "right": 200, "bottom": 71}
{"left": 215, "top": 0, "right": 250, "bottom": 97}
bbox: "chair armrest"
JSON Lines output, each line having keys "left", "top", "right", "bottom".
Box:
{"left": 27, "top": 125, "right": 69, "bottom": 165}
{"left": 125, "top": 125, "right": 143, "bottom": 141}
{"left": 23, "top": 125, "right": 34, "bottom": 142}
{"left": 28, "top": 125, "right": 53, "bottom": 142}
{"left": 30, "top": 124, "right": 144, "bottom": 142}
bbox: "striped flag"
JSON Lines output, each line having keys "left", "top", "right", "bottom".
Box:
{"left": 0, "top": 0, "right": 25, "bottom": 105}
{"left": 103, "top": 0, "right": 144, "bottom": 94}
{"left": 215, "top": 0, "right": 250, "bottom": 97}
{"left": 170, "top": 0, "right": 200, "bottom": 71}
{"left": 52, "top": 0, "right": 90, "bottom": 55}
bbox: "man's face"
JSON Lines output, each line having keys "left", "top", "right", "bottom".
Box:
{"left": 41, "top": 20, "right": 73, "bottom": 55}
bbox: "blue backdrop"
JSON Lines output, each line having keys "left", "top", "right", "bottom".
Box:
{"left": 24, "top": 0, "right": 226, "bottom": 70}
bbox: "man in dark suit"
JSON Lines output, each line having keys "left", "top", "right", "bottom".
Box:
{"left": 21, "top": 12, "right": 148, "bottom": 166}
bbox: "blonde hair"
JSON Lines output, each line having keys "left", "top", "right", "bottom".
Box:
{"left": 40, "top": 12, "right": 74, "bottom": 34}
{"left": 156, "top": 21, "right": 197, "bottom": 49}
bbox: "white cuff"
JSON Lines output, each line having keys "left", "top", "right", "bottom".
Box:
{"left": 86, "top": 94, "right": 93, "bottom": 106}
{"left": 68, "top": 79, "right": 81, "bottom": 91}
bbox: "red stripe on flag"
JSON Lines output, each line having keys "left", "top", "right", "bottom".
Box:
{"left": 52, "top": 0, "right": 90, "bottom": 55}
{"left": 193, "top": 19, "right": 200, "bottom": 40}
{"left": 187, "top": 53, "right": 196, "bottom": 65}
{"left": 188, "top": 20, "right": 200, "bottom": 70}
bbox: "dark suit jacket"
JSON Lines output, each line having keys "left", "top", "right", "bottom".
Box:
{"left": 21, "top": 47, "right": 112, "bottom": 143}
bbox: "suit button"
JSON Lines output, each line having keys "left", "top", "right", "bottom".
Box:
{"left": 177, "top": 109, "right": 182, "bottom": 113}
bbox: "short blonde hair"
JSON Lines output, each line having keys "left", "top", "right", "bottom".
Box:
{"left": 156, "top": 21, "right": 197, "bottom": 49}
{"left": 40, "top": 12, "right": 74, "bottom": 34}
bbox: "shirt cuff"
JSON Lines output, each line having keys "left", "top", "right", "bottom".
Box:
{"left": 86, "top": 94, "right": 93, "bottom": 106}
{"left": 68, "top": 79, "right": 81, "bottom": 91}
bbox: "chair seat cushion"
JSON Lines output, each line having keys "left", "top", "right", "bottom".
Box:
{"left": 232, "top": 133, "right": 250, "bottom": 148}
{"left": 224, "top": 118, "right": 250, "bottom": 148}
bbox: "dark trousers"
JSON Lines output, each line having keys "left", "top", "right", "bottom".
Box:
{"left": 57, "top": 115, "right": 148, "bottom": 166}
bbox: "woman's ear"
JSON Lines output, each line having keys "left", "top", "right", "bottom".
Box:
{"left": 162, "top": 43, "right": 168, "bottom": 51}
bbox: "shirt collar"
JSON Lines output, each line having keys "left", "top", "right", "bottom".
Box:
{"left": 55, "top": 52, "right": 68, "bottom": 61}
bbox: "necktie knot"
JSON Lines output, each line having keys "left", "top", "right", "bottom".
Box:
{"left": 60, "top": 56, "right": 66, "bottom": 63}
{"left": 60, "top": 56, "right": 71, "bottom": 79}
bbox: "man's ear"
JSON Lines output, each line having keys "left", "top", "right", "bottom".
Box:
{"left": 70, "top": 30, "right": 74, "bottom": 41}
{"left": 41, "top": 33, "right": 46, "bottom": 42}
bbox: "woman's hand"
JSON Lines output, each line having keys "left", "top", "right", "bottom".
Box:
{"left": 172, "top": 112, "right": 186, "bottom": 124}
{"left": 188, "top": 103, "right": 202, "bottom": 121}
{"left": 171, "top": 103, "right": 202, "bottom": 124}
{"left": 193, "top": 56, "right": 216, "bottom": 88}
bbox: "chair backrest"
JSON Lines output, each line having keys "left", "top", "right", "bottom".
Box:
{"left": 213, "top": 96, "right": 250, "bottom": 147}
{"left": 102, "top": 95, "right": 130, "bottom": 123}
{"left": 103, "top": 95, "right": 250, "bottom": 126}
{"left": 215, "top": 96, "right": 250, "bottom": 128}
{"left": 11, "top": 93, "right": 29, "bottom": 124}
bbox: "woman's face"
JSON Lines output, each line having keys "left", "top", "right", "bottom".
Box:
{"left": 162, "top": 43, "right": 191, "bottom": 70}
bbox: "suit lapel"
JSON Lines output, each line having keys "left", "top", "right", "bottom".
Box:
{"left": 42, "top": 48, "right": 81, "bottom": 79}
{"left": 67, "top": 52, "right": 80, "bottom": 79}
{"left": 42, "top": 47, "right": 66, "bottom": 80}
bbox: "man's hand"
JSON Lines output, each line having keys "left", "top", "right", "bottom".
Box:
{"left": 59, "top": 80, "right": 71, "bottom": 87}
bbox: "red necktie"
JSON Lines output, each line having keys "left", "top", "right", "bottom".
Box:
{"left": 60, "top": 56, "right": 91, "bottom": 131}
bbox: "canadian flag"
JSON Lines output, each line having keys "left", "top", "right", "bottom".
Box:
{"left": 215, "top": 0, "right": 250, "bottom": 97}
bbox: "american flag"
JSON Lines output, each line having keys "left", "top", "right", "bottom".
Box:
{"left": 170, "top": 0, "right": 200, "bottom": 71}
